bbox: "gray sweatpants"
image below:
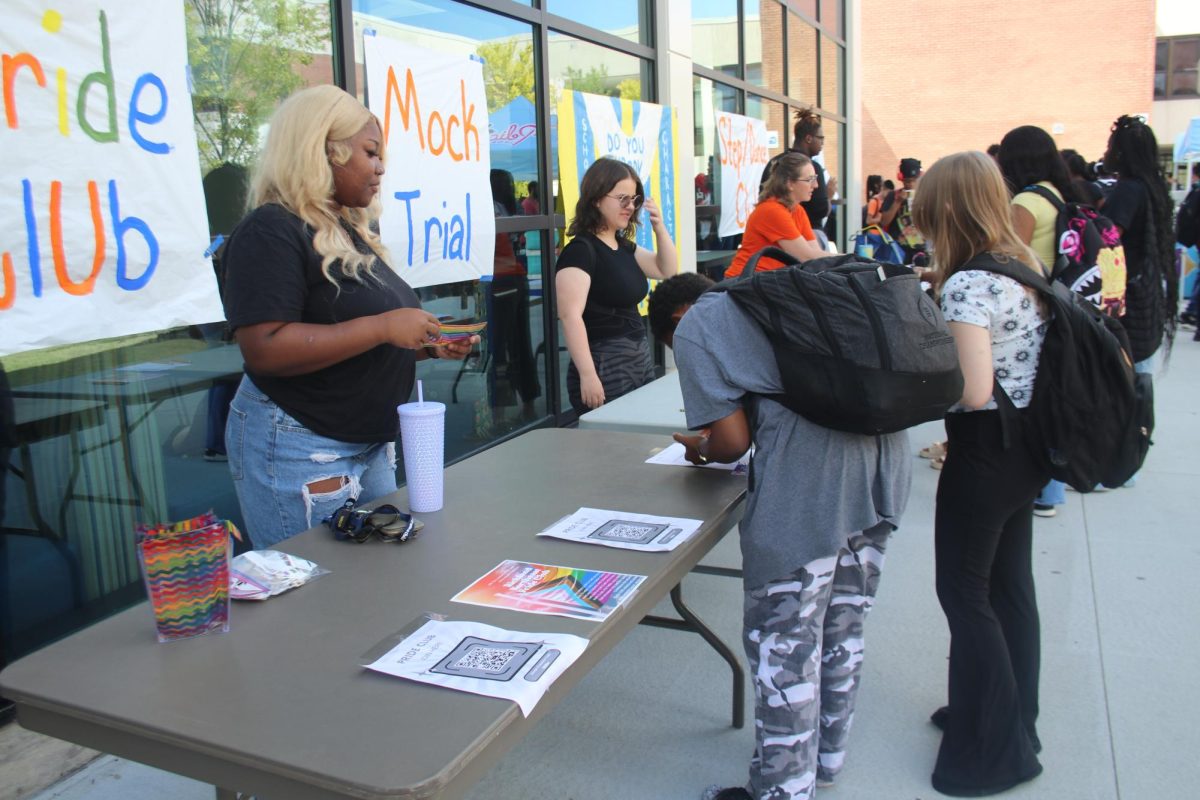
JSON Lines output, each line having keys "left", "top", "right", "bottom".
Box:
{"left": 742, "top": 522, "right": 891, "bottom": 800}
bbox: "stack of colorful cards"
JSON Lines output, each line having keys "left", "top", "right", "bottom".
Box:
{"left": 136, "top": 512, "right": 232, "bottom": 643}
{"left": 434, "top": 319, "right": 487, "bottom": 344}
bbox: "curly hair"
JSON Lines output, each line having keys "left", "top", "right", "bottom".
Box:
{"left": 997, "top": 125, "right": 1078, "bottom": 202}
{"left": 647, "top": 272, "right": 714, "bottom": 343}
{"left": 250, "top": 85, "right": 389, "bottom": 286}
{"left": 566, "top": 158, "right": 643, "bottom": 241}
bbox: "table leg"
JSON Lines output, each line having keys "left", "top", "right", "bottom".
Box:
{"left": 641, "top": 583, "right": 745, "bottom": 729}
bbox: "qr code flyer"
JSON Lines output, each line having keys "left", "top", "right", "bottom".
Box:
{"left": 536, "top": 507, "right": 703, "bottom": 552}
{"left": 363, "top": 619, "right": 587, "bottom": 716}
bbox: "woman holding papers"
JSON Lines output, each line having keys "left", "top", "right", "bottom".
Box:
{"left": 220, "top": 86, "right": 475, "bottom": 549}
{"left": 556, "top": 158, "right": 678, "bottom": 414}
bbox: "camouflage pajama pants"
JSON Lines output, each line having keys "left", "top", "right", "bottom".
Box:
{"left": 742, "top": 522, "right": 891, "bottom": 800}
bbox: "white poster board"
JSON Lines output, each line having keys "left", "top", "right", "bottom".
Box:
{"left": 715, "top": 111, "right": 771, "bottom": 238}
{"left": 362, "top": 34, "right": 494, "bottom": 289}
{"left": 0, "top": 1, "right": 221, "bottom": 356}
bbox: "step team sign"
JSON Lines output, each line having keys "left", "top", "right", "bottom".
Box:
{"left": 1, "top": 1, "right": 220, "bottom": 357}
{"left": 362, "top": 34, "right": 494, "bottom": 289}
{"left": 715, "top": 110, "right": 770, "bottom": 238}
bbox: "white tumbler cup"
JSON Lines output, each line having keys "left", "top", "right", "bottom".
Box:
{"left": 397, "top": 401, "right": 445, "bottom": 513}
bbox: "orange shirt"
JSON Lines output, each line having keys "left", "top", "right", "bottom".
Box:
{"left": 725, "top": 198, "right": 815, "bottom": 278}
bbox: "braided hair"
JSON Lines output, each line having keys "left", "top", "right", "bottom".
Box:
{"left": 1105, "top": 114, "right": 1178, "bottom": 351}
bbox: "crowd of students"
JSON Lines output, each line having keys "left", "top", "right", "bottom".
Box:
{"left": 646, "top": 114, "right": 1183, "bottom": 800}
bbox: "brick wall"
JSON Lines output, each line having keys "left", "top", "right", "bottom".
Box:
{"left": 860, "top": 0, "right": 1154, "bottom": 189}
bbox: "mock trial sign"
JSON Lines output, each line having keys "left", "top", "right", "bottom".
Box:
{"left": 0, "top": 1, "right": 221, "bottom": 357}
{"left": 362, "top": 34, "right": 495, "bottom": 289}
{"left": 715, "top": 110, "right": 770, "bottom": 238}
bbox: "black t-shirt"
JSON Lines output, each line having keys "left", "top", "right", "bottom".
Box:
{"left": 557, "top": 233, "right": 648, "bottom": 342}
{"left": 222, "top": 204, "right": 421, "bottom": 443}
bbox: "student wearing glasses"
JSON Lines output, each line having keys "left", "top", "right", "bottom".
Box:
{"left": 556, "top": 157, "right": 678, "bottom": 413}
{"left": 724, "top": 152, "right": 828, "bottom": 278}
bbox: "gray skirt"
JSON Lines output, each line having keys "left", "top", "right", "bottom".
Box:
{"left": 566, "top": 334, "right": 655, "bottom": 415}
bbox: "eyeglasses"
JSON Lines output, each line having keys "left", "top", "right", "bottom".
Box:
{"left": 606, "top": 193, "right": 644, "bottom": 210}
{"left": 795, "top": 175, "right": 819, "bottom": 185}
{"left": 324, "top": 500, "right": 421, "bottom": 543}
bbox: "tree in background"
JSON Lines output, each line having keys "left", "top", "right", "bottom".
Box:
{"left": 185, "top": 0, "right": 327, "bottom": 172}
{"left": 477, "top": 39, "right": 535, "bottom": 112}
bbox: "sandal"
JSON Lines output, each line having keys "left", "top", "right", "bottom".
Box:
{"left": 930, "top": 454, "right": 946, "bottom": 470}
{"left": 919, "top": 440, "right": 947, "bottom": 459}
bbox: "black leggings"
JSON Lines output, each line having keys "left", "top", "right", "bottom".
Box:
{"left": 932, "top": 410, "right": 1047, "bottom": 794}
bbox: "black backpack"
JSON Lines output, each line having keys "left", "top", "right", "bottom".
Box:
{"left": 711, "top": 248, "right": 964, "bottom": 435}
{"left": 965, "top": 254, "right": 1153, "bottom": 490}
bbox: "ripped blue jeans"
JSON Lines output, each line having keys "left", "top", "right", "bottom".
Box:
{"left": 225, "top": 376, "right": 398, "bottom": 550}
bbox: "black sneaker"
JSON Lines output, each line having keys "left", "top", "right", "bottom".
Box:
{"left": 1033, "top": 503, "right": 1056, "bottom": 518}
{"left": 203, "top": 449, "right": 228, "bottom": 462}
{"left": 701, "top": 787, "right": 753, "bottom": 800}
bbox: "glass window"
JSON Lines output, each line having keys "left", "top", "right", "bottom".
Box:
{"left": 1155, "top": 40, "right": 1169, "bottom": 98}
{"left": 819, "top": 34, "right": 843, "bottom": 116}
{"left": 545, "top": 0, "right": 649, "bottom": 46}
{"left": 693, "top": 76, "right": 739, "bottom": 263}
{"left": 817, "top": 120, "right": 843, "bottom": 243}
{"left": 352, "top": 0, "right": 549, "bottom": 454}
{"left": 787, "top": 14, "right": 818, "bottom": 104}
{"left": 1169, "top": 38, "right": 1200, "bottom": 98}
{"left": 746, "top": 93, "right": 787, "bottom": 160}
{"left": 743, "top": 1, "right": 783, "bottom": 95}
{"left": 691, "top": 0, "right": 740, "bottom": 77}
{"left": 788, "top": 0, "right": 818, "bottom": 21}
{"left": 819, "top": 0, "right": 843, "bottom": 39}
{"left": 0, "top": 0, "right": 336, "bottom": 662}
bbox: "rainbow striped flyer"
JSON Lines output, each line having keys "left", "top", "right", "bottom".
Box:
{"left": 452, "top": 559, "right": 645, "bottom": 622}
{"left": 433, "top": 319, "right": 487, "bottom": 344}
{"left": 136, "top": 512, "right": 232, "bottom": 643}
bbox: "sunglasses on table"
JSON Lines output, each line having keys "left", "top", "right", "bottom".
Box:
{"left": 323, "top": 499, "right": 422, "bottom": 543}
{"left": 606, "top": 193, "right": 644, "bottom": 210}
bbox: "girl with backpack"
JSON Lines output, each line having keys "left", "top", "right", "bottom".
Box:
{"left": 997, "top": 125, "right": 1082, "bottom": 518}
{"left": 912, "top": 151, "right": 1049, "bottom": 797}
{"left": 1101, "top": 115, "right": 1179, "bottom": 369}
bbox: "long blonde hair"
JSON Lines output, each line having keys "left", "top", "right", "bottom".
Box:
{"left": 250, "top": 85, "right": 390, "bottom": 284}
{"left": 911, "top": 150, "right": 1040, "bottom": 288}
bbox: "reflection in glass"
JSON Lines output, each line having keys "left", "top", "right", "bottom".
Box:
{"left": 819, "top": 34, "right": 844, "bottom": 115}
{"left": 692, "top": 0, "right": 739, "bottom": 77}
{"left": 693, "top": 76, "right": 740, "bottom": 260}
{"left": 746, "top": 94, "right": 787, "bottom": 160}
{"left": 788, "top": 0, "right": 819, "bottom": 20}
{"left": 352, "top": 0, "right": 547, "bottom": 446}
{"left": 546, "top": 0, "right": 647, "bottom": 45}
{"left": 819, "top": 0, "right": 844, "bottom": 38}
{"left": 788, "top": 14, "right": 818, "bottom": 104}
{"left": 817, "top": 121, "right": 844, "bottom": 245}
{"left": 547, "top": 32, "right": 647, "bottom": 187}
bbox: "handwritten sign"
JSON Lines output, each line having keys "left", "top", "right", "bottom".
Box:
{"left": 363, "top": 34, "right": 494, "bottom": 289}
{"left": 0, "top": 1, "right": 221, "bottom": 356}
{"left": 715, "top": 111, "right": 770, "bottom": 238}
{"left": 556, "top": 91, "right": 681, "bottom": 257}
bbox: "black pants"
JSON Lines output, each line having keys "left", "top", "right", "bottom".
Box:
{"left": 932, "top": 410, "right": 1046, "bottom": 795}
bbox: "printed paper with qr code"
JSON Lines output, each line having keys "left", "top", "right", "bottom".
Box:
{"left": 363, "top": 619, "right": 587, "bottom": 715}
{"left": 536, "top": 507, "right": 703, "bottom": 552}
{"left": 452, "top": 559, "right": 646, "bottom": 622}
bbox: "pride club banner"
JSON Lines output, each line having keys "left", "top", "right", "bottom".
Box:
{"left": 363, "top": 34, "right": 494, "bottom": 289}
{"left": 715, "top": 110, "right": 770, "bottom": 238}
{"left": 0, "top": 1, "right": 221, "bottom": 357}
{"left": 556, "top": 91, "right": 681, "bottom": 258}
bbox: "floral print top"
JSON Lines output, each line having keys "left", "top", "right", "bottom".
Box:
{"left": 941, "top": 269, "right": 1048, "bottom": 411}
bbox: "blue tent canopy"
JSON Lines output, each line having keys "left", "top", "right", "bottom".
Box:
{"left": 1173, "top": 116, "right": 1200, "bottom": 162}
{"left": 489, "top": 96, "right": 539, "bottom": 182}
